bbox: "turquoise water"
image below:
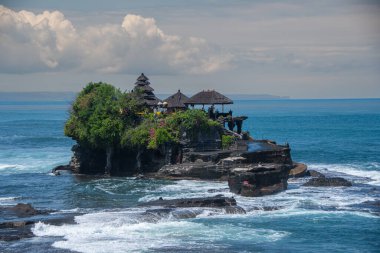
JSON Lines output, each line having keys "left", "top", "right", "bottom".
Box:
{"left": 1, "top": 98, "right": 380, "bottom": 252}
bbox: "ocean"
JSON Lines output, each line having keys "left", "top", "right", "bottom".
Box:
{"left": 0, "top": 97, "right": 379, "bottom": 252}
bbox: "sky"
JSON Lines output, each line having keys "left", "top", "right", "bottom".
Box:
{"left": 0, "top": 0, "right": 379, "bottom": 98}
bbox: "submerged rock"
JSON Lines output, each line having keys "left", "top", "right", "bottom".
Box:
{"left": 246, "top": 206, "right": 284, "bottom": 212}
{"left": 303, "top": 177, "right": 352, "bottom": 187}
{"left": 139, "top": 196, "right": 246, "bottom": 219}
{"left": 306, "top": 170, "right": 326, "bottom": 178}
{"left": 348, "top": 200, "right": 380, "bottom": 216}
{"left": 0, "top": 203, "right": 77, "bottom": 241}
{"left": 139, "top": 196, "right": 238, "bottom": 208}
{"left": 0, "top": 203, "right": 50, "bottom": 218}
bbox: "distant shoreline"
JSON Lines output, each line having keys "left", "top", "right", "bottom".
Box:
{"left": 0, "top": 92, "right": 379, "bottom": 101}
{"left": 0, "top": 92, "right": 289, "bottom": 101}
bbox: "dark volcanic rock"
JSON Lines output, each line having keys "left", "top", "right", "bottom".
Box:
{"left": 306, "top": 170, "right": 325, "bottom": 178}
{"left": 52, "top": 165, "right": 73, "bottom": 173}
{"left": 348, "top": 200, "right": 380, "bottom": 216}
{"left": 182, "top": 150, "right": 233, "bottom": 163}
{"left": 139, "top": 196, "right": 237, "bottom": 208}
{"left": 362, "top": 200, "right": 380, "bottom": 207}
{"left": 156, "top": 162, "right": 229, "bottom": 180}
{"left": 0, "top": 203, "right": 77, "bottom": 241}
{"left": 303, "top": 177, "right": 352, "bottom": 187}
{"left": 64, "top": 138, "right": 296, "bottom": 198}
{"left": 228, "top": 163, "right": 291, "bottom": 197}
{"left": 69, "top": 144, "right": 169, "bottom": 176}
{"left": 1, "top": 203, "right": 50, "bottom": 218}
{"left": 139, "top": 196, "right": 246, "bottom": 219}
{"left": 0, "top": 226, "right": 34, "bottom": 241}
{"left": 247, "top": 206, "right": 284, "bottom": 212}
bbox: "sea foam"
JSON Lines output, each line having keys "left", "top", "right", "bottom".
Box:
{"left": 308, "top": 163, "right": 380, "bottom": 185}
{"left": 32, "top": 210, "right": 289, "bottom": 253}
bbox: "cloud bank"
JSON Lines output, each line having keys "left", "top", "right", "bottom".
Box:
{"left": 0, "top": 6, "right": 231, "bottom": 74}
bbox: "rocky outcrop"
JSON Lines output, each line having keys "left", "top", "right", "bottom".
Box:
{"left": 139, "top": 196, "right": 246, "bottom": 216}
{"left": 65, "top": 139, "right": 295, "bottom": 197}
{"left": 155, "top": 161, "right": 229, "bottom": 180}
{"left": 182, "top": 150, "right": 233, "bottom": 163}
{"left": 242, "top": 141, "right": 292, "bottom": 165}
{"left": 228, "top": 163, "right": 292, "bottom": 197}
{"left": 306, "top": 170, "right": 325, "bottom": 178}
{"left": 0, "top": 203, "right": 50, "bottom": 218}
{"left": 303, "top": 177, "right": 352, "bottom": 187}
{"left": 139, "top": 196, "right": 238, "bottom": 208}
{"left": 289, "top": 163, "right": 308, "bottom": 177}
{"left": 0, "top": 203, "right": 77, "bottom": 241}
{"left": 69, "top": 144, "right": 169, "bottom": 176}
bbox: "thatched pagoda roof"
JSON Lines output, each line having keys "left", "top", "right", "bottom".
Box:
{"left": 164, "top": 90, "right": 189, "bottom": 108}
{"left": 136, "top": 73, "right": 149, "bottom": 82}
{"left": 135, "top": 85, "right": 154, "bottom": 92}
{"left": 132, "top": 73, "right": 160, "bottom": 106}
{"left": 144, "top": 96, "right": 162, "bottom": 106}
{"left": 185, "top": 90, "right": 233, "bottom": 105}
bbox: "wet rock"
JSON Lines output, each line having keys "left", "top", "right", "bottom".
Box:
{"left": 247, "top": 206, "right": 284, "bottom": 212}
{"left": 139, "top": 196, "right": 237, "bottom": 208}
{"left": 348, "top": 200, "right": 380, "bottom": 216}
{"left": 0, "top": 226, "right": 34, "bottom": 241}
{"left": 0, "top": 203, "right": 50, "bottom": 218}
{"left": 228, "top": 163, "right": 291, "bottom": 197}
{"left": 207, "top": 188, "right": 229, "bottom": 193}
{"left": 171, "top": 209, "right": 203, "bottom": 219}
{"left": 51, "top": 165, "right": 72, "bottom": 173}
{"left": 363, "top": 200, "right": 380, "bottom": 207}
{"left": 306, "top": 170, "right": 325, "bottom": 178}
{"left": 303, "top": 177, "right": 352, "bottom": 187}
{"left": 0, "top": 204, "right": 77, "bottom": 241}
{"left": 289, "top": 163, "right": 308, "bottom": 177}
{"left": 156, "top": 162, "right": 229, "bottom": 180}
{"left": 224, "top": 206, "right": 246, "bottom": 214}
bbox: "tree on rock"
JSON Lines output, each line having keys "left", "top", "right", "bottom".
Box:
{"left": 64, "top": 82, "right": 126, "bottom": 175}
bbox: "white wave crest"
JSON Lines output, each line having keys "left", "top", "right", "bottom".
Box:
{"left": 139, "top": 179, "right": 232, "bottom": 202}
{"left": 0, "top": 163, "right": 26, "bottom": 170}
{"left": 32, "top": 210, "right": 289, "bottom": 253}
{"left": 307, "top": 163, "right": 380, "bottom": 185}
{"left": 0, "top": 196, "right": 21, "bottom": 205}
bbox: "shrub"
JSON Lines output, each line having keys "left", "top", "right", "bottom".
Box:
{"left": 222, "top": 135, "right": 235, "bottom": 149}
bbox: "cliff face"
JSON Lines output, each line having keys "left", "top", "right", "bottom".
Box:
{"left": 154, "top": 140, "right": 293, "bottom": 197}
{"left": 66, "top": 130, "right": 293, "bottom": 197}
{"left": 69, "top": 144, "right": 170, "bottom": 176}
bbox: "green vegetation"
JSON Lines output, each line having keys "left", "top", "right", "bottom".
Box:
{"left": 65, "top": 82, "right": 222, "bottom": 174}
{"left": 64, "top": 82, "right": 142, "bottom": 174}
{"left": 121, "top": 108, "right": 220, "bottom": 150}
{"left": 222, "top": 135, "right": 235, "bottom": 149}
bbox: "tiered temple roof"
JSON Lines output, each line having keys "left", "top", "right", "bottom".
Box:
{"left": 133, "top": 73, "right": 161, "bottom": 106}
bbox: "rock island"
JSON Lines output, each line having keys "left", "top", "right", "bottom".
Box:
{"left": 60, "top": 73, "right": 304, "bottom": 197}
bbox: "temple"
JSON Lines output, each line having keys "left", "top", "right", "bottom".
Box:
{"left": 163, "top": 90, "right": 189, "bottom": 112}
{"left": 134, "top": 73, "right": 248, "bottom": 137}
{"left": 132, "top": 73, "right": 161, "bottom": 106}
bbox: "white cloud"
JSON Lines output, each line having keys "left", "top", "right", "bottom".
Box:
{"left": 0, "top": 6, "right": 231, "bottom": 74}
